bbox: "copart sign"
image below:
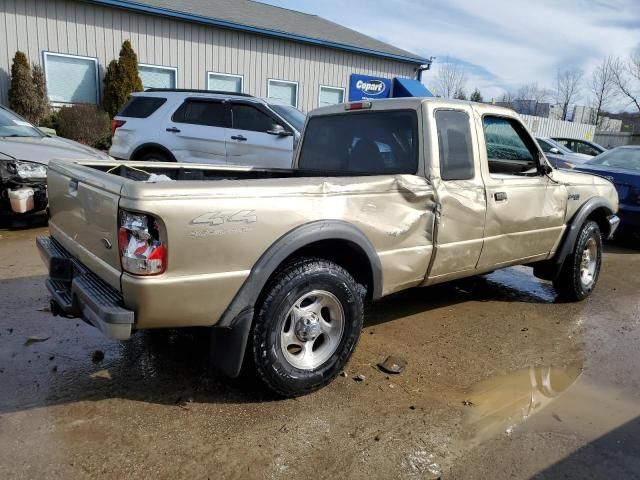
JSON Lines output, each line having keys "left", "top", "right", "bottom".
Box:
{"left": 348, "top": 74, "right": 392, "bottom": 101}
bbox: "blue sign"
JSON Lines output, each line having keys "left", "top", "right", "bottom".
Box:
{"left": 348, "top": 74, "right": 392, "bottom": 101}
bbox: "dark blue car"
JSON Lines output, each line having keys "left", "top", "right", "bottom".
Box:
{"left": 574, "top": 146, "right": 640, "bottom": 236}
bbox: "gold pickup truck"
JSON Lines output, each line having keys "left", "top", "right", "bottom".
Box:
{"left": 38, "top": 98, "right": 619, "bottom": 396}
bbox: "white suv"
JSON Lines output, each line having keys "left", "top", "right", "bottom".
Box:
{"left": 109, "top": 90, "right": 306, "bottom": 168}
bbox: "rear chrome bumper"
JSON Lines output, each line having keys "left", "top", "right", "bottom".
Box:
{"left": 607, "top": 214, "right": 621, "bottom": 240}
{"left": 36, "top": 235, "right": 134, "bottom": 340}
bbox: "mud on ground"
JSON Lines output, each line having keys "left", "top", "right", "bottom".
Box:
{"left": 0, "top": 223, "right": 639, "bottom": 479}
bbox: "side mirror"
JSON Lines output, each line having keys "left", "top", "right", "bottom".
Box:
{"left": 267, "top": 124, "right": 293, "bottom": 137}
{"left": 549, "top": 147, "right": 561, "bottom": 154}
{"left": 38, "top": 127, "right": 57, "bottom": 136}
{"left": 538, "top": 155, "right": 553, "bottom": 175}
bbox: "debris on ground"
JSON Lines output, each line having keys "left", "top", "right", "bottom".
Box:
{"left": 462, "top": 400, "right": 475, "bottom": 407}
{"left": 354, "top": 374, "right": 366, "bottom": 382}
{"left": 37, "top": 305, "right": 51, "bottom": 313}
{"left": 521, "top": 327, "right": 529, "bottom": 332}
{"left": 377, "top": 355, "right": 407, "bottom": 374}
{"left": 91, "top": 350, "right": 105, "bottom": 363}
{"left": 24, "top": 336, "right": 50, "bottom": 346}
{"left": 340, "top": 371, "right": 347, "bottom": 377}
{"left": 374, "top": 434, "right": 381, "bottom": 441}
{"left": 90, "top": 369, "right": 112, "bottom": 380}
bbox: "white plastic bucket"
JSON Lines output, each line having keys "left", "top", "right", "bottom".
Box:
{"left": 8, "top": 188, "right": 35, "bottom": 213}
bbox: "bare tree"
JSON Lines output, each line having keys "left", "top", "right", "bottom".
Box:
{"left": 514, "top": 82, "right": 552, "bottom": 115}
{"left": 555, "top": 68, "right": 583, "bottom": 120}
{"left": 589, "top": 57, "right": 617, "bottom": 127}
{"left": 611, "top": 54, "right": 640, "bottom": 112}
{"left": 432, "top": 58, "right": 467, "bottom": 99}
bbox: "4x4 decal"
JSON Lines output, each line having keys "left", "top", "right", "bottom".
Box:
{"left": 190, "top": 210, "right": 257, "bottom": 227}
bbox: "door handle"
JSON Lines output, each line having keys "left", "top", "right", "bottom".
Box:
{"left": 494, "top": 192, "right": 508, "bottom": 202}
{"left": 230, "top": 135, "right": 247, "bottom": 141}
{"left": 166, "top": 127, "right": 181, "bottom": 133}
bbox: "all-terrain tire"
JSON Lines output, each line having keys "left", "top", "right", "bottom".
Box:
{"left": 252, "top": 257, "right": 364, "bottom": 397}
{"left": 553, "top": 220, "right": 602, "bottom": 301}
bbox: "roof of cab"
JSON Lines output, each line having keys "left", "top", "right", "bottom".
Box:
{"left": 307, "top": 97, "right": 517, "bottom": 117}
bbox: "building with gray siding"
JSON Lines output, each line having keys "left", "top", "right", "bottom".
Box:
{"left": 0, "top": 0, "right": 429, "bottom": 113}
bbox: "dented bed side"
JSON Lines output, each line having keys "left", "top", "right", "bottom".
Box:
{"left": 117, "top": 174, "right": 437, "bottom": 329}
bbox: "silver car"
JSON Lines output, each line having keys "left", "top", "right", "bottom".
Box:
{"left": 109, "top": 90, "right": 306, "bottom": 168}
{"left": 0, "top": 105, "right": 111, "bottom": 217}
{"left": 536, "top": 137, "right": 590, "bottom": 170}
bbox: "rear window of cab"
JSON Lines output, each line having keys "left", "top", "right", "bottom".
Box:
{"left": 118, "top": 96, "right": 167, "bottom": 118}
{"left": 298, "top": 110, "right": 418, "bottom": 174}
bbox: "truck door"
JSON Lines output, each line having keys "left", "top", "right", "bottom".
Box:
{"left": 424, "top": 106, "right": 487, "bottom": 283}
{"left": 476, "top": 115, "right": 566, "bottom": 268}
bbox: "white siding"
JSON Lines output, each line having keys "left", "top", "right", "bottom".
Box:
{"left": 0, "top": 0, "right": 417, "bottom": 112}
{"left": 520, "top": 114, "right": 596, "bottom": 141}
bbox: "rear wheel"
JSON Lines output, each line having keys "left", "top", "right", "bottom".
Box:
{"left": 138, "top": 150, "right": 173, "bottom": 162}
{"left": 553, "top": 220, "right": 602, "bottom": 301}
{"left": 252, "top": 258, "right": 364, "bottom": 397}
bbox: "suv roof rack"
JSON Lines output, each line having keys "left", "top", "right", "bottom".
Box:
{"left": 143, "top": 88, "right": 254, "bottom": 97}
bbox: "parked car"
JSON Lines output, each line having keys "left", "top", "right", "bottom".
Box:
{"left": 552, "top": 137, "right": 607, "bottom": 157}
{"left": 0, "top": 104, "right": 112, "bottom": 217}
{"left": 109, "top": 89, "right": 306, "bottom": 168}
{"left": 39, "top": 98, "right": 619, "bottom": 396}
{"left": 574, "top": 146, "right": 640, "bottom": 237}
{"left": 536, "top": 137, "right": 590, "bottom": 169}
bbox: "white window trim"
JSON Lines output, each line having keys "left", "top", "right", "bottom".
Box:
{"left": 42, "top": 51, "right": 100, "bottom": 105}
{"left": 318, "top": 85, "right": 345, "bottom": 107}
{"left": 267, "top": 78, "right": 299, "bottom": 108}
{"left": 139, "top": 63, "right": 178, "bottom": 89}
{"left": 206, "top": 71, "right": 244, "bottom": 93}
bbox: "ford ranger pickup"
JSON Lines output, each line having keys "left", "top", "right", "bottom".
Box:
{"left": 37, "top": 98, "right": 620, "bottom": 396}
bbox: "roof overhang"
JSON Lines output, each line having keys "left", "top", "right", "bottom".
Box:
{"left": 82, "top": 0, "right": 430, "bottom": 65}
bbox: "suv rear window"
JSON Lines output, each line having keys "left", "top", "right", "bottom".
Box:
{"left": 298, "top": 110, "right": 418, "bottom": 174}
{"left": 118, "top": 96, "right": 167, "bottom": 118}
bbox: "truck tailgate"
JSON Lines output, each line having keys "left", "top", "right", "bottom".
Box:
{"left": 47, "top": 160, "right": 126, "bottom": 290}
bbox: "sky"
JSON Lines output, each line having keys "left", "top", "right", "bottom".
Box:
{"left": 260, "top": 0, "right": 640, "bottom": 110}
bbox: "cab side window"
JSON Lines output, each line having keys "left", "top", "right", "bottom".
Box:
{"left": 483, "top": 116, "right": 539, "bottom": 175}
{"left": 435, "top": 110, "right": 474, "bottom": 180}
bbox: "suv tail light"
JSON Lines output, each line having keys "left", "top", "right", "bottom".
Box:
{"left": 111, "top": 119, "right": 126, "bottom": 136}
{"left": 118, "top": 210, "right": 166, "bottom": 275}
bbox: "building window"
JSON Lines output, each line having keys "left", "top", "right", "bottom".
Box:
{"left": 43, "top": 52, "right": 99, "bottom": 104}
{"left": 318, "top": 86, "right": 345, "bottom": 107}
{"left": 268, "top": 79, "right": 298, "bottom": 107}
{"left": 139, "top": 64, "right": 177, "bottom": 90}
{"left": 207, "top": 72, "right": 243, "bottom": 93}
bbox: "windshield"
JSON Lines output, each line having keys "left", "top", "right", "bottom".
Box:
{"left": 0, "top": 107, "right": 43, "bottom": 138}
{"left": 586, "top": 148, "right": 640, "bottom": 172}
{"left": 269, "top": 104, "right": 306, "bottom": 133}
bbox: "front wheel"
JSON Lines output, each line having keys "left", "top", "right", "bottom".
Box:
{"left": 252, "top": 258, "right": 364, "bottom": 397}
{"left": 553, "top": 220, "right": 602, "bottom": 301}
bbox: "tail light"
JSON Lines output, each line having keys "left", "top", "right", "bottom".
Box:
{"left": 118, "top": 210, "right": 166, "bottom": 275}
{"left": 111, "top": 119, "right": 126, "bottom": 136}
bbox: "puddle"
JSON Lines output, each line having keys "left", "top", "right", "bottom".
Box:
{"left": 457, "top": 364, "right": 583, "bottom": 446}
{"left": 482, "top": 266, "right": 557, "bottom": 303}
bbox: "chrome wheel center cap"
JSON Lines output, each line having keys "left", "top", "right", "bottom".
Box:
{"left": 295, "top": 313, "right": 321, "bottom": 342}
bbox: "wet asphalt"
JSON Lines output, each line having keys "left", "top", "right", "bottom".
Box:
{"left": 0, "top": 217, "right": 639, "bottom": 479}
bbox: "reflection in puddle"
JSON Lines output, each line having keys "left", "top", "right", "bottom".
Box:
{"left": 483, "top": 266, "right": 557, "bottom": 303}
{"left": 459, "top": 364, "right": 582, "bottom": 445}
